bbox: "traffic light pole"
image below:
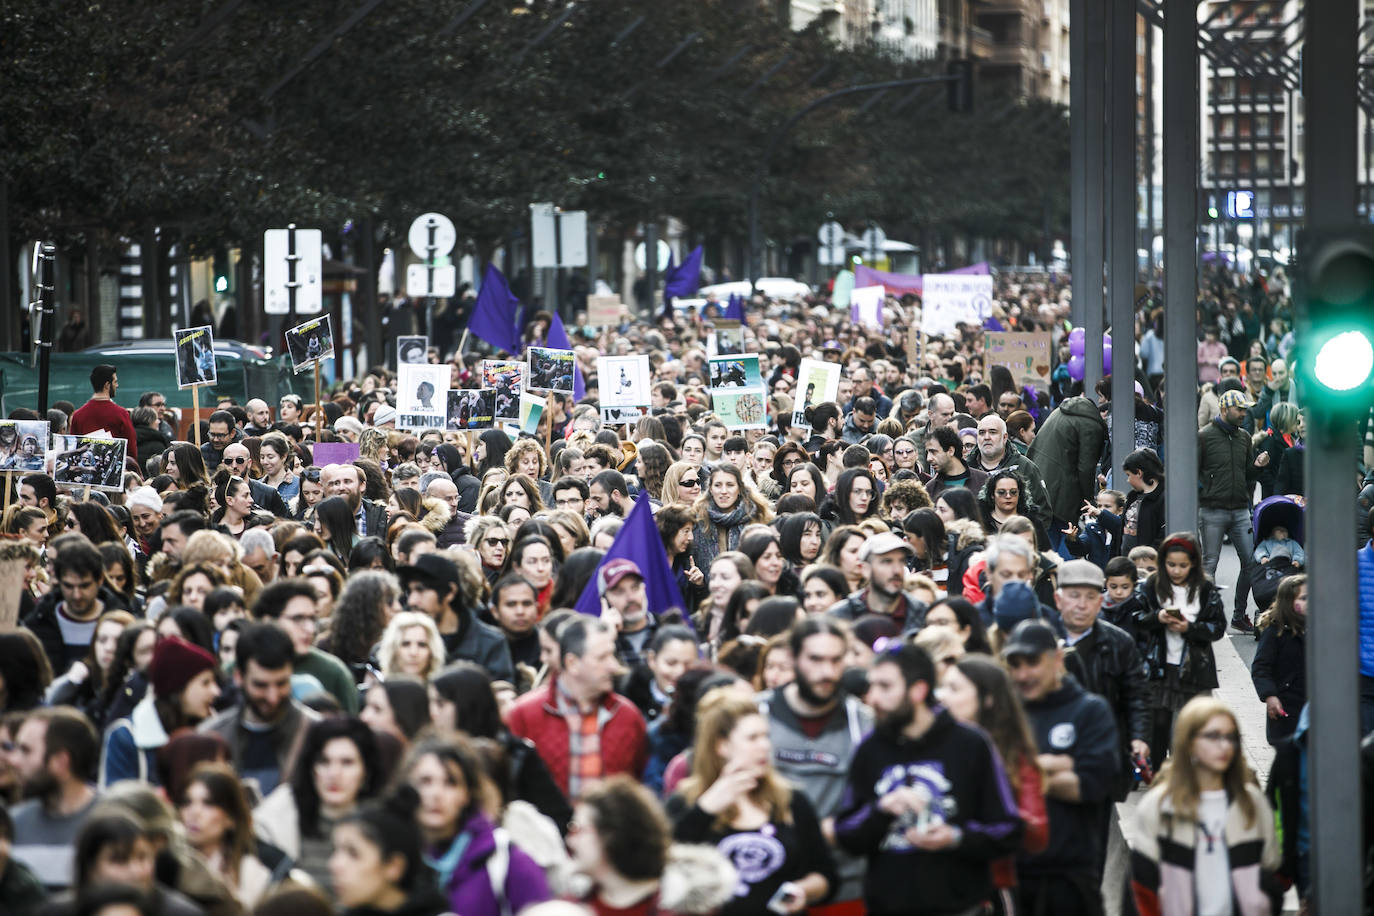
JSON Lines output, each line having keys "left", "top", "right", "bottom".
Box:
{"left": 1107, "top": 0, "right": 1137, "bottom": 478}
{"left": 1303, "top": 1, "right": 1362, "bottom": 912}
{"left": 1162, "top": 0, "right": 1198, "bottom": 535}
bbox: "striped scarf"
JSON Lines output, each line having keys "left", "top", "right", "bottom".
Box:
{"left": 556, "top": 681, "right": 610, "bottom": 799}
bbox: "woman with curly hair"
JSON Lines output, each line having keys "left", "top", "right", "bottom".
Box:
{"left": 635, "top": 441, "right": 672, "bottom": 502}
{"left": 323, "top": 570, "right": 403, "bottom": 685}
{"left": 378, "top": 611, "right": 445, "bottom": 681}
{"left": 977, "top": 468, "right": 1046, "bottom": 544}
{"left": 880, "top": 477, "right": 933, "bottom": 525}
{"left": 358, "top": 427, "right": 390, "bottom": 466}
{"left": 690, "top": 462, "right": 773, "bottom": 572}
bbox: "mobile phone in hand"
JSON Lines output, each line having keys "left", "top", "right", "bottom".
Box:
{"left": 767, "top": 882, "right": 804, "bottom": 914}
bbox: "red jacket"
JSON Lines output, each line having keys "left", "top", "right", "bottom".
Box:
{"left": 70, "top": 398, "right": 139, "bottom": 460}
{"left": 506, "top": 679, "right": 648, "bottom": 798}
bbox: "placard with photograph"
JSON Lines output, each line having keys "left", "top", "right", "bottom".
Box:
{"left": 519, "top": 392, "right": 547, "bottom": 436}
{"left": 285, "top": 315, "right": 335, "bottom": 373}
{"left": 52, "top": 434, "right": 127, "bottom": 491}
{"left": 708, "top": 354, "right": 763, "bottom": 391}
{"left": 395, "top": 362, "right": 449, "bottom": 430}
{"left": 397, "top": 335, "right": 429, "bottom": 366}
{"left": 526, "top": 347, "right": 575, "bottom": 393}
{"left": 708, "top": 322, "right": 745, "bottom": 358}
{"left": 483, "top": 360, "right": 525, "bottom": 421}
{"left": 596, "top": 355, "right": 651, "bottom": 409}
{"left": 447, "top": 389, "right": 495, "bottom": 430}
{"left": 711, "top": 390, "right": 768, "bottom": 430}
{"left": 174, "top": 326, "right": 217, "bottom": 389}
{"left": 0, "top": 420, "right": 49, "bottom": 472}
{"left": 791, "top": 358, "right": 842, "bottom": 429}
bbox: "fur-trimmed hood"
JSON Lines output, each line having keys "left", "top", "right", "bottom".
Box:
{"left": 946, "top": 518, "right": 986, "bottom": 551}
{"left": 659, "top": 843, "right": 737, "bottom": 914}
{"left": 420, "top": 496, "right": 451, "bottom": 534}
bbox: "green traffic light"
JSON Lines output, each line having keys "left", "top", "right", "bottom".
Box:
{"left": 1313, "top": 330, "right": 1374, "bottom": 391}
{"left": 1208, "top": 207, "right": 1219, "bottom": 219}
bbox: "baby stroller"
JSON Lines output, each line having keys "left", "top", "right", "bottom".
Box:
{"left": 1250, "top": 495, "right": 1305, "bottom": 614}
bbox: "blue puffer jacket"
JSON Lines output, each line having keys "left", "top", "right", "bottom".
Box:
{"left": 1359, "top": 543, "right": 1374, "bottom": 676}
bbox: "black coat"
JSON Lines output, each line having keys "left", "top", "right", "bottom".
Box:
{"left": 1133, "top": 579, "right": 1227, "bottom": 691}
{"left": 1251, "top": 624, "right": 1305, "bottom": 744}
{"left": 1063, "top": 618, "right": 1151, "bottom": 799}
{"left": 248, "top": 478, "right": 291, "bottom": 518}
{"left": 135, "top": 425, "right": 172, "bottom": 462}
{"left": 1122, "top": 485, "right": 1166, "bottom": 553}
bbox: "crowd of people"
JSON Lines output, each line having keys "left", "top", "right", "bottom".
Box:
{"left": 0, "top": 263, "right": 1335, "bottom": 916}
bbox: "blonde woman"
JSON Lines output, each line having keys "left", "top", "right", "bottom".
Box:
{"left": 667, "top": 690, "right": 836, "bottom": 915}
{"left": 545, "top": 509, "right": 589, "bottom": 556}
{"left": 378, "top": 611, "right": 445, "bottom": 681}
{"left": 1130, "top": 696, "right": 1280, "bottom": 915}
{"left": 476, "top": 468, "right": 509, "bottom": 516}
{"left": 661, "top": 461, "right": 702, "bottom": 507}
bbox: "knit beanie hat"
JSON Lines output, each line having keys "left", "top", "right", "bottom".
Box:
{"left": 148, "top": 636, "right": 217, "bottom": 698}
{"left": 993, "top": 580, "right": 1039, "bottom": 633}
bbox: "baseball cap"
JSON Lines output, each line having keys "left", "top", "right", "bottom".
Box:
{"left": 597, "top": 558, "right": 644, "bottom": 596}
{"left": 396, "top": 554, "right": 464, "bottom": 596}
{"left": 1218, "top": 390, "right": 1254, "bottom": 410}
{"left": 859, "top": 532, "right": 915, "bottom": 562}
{"left": 1001, "top": 620, "right": 1060, "bottom": 661}
{"left": 1057, "top": 559, "right": 1106, "bottom": 590}
{"left": 372, "top": 405, "right": 398, "bottom": 426}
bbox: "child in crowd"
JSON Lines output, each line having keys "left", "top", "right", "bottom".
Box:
{"left": 1254, "top": 523, "right": 1306, "bottom": 568}
{"left": 1101, "top": 556, "right": 1141, "bottom": 636}
{"left": 1129, "top": 545, "right": 1158, "bottom": 580}
{"left": 1064, "top": 488, "right": 1127, "bottom": 566}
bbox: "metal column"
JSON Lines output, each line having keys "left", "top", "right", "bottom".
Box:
{"left": 1303, "top": 0, "right": 1362, "bottom": 911}
{"left": 1163, "top": 0, "right": 1199, "bottom": 535}
{"left": 1083, "top": 0, "right": 1107, "bottom": 392}
{"left": 1107, "top": 0, "right": 1136, "bottom": 476}
{"left": 1070, "top": 0, "right": 1087, "bottom": 329}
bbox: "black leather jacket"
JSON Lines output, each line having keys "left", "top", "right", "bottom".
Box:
{"left": 1133, "top": 579, "right": 1227, "bottom": 690}
{"left": 1064, "top": 618, "right": 1151, "bottom": 800}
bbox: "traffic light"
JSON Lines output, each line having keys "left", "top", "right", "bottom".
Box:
{"left": 213, "top": 248, "right": 232, "bottom": 295}
{"left": 1294, "top": 227, "right": 1374, "bottom": 430}
{"left": 947, "top": 60, "right": 974, "bottom": 114}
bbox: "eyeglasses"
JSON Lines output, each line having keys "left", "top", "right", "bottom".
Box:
{"left": 208, "top": 431, "right": 231, "bottom": 441}
{"left": 1197, "top": 731, "right": 1240, "bottom": 746}
{"left": 484, "top": 537, "right": 510, "bottom": 548}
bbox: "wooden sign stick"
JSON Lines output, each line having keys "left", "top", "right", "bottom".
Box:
{"left": 191, "top": 386, "right": 202, "bottom": 447}
{"left": 314, "top": 362, "right": 324, "bottom": 442}
{"left": 2, "top": 472, "right": 10, "bottom": 513}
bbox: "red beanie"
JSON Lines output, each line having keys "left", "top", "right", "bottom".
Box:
{"left": 148, "top": 635, "right": 217, "bottom": 698}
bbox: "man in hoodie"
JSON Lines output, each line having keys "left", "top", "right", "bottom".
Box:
{"left": 1005, "top": 620, "right": 1118, "bottom": 915}
{"left": 398, "top": 553, "right": 514, "bottom": 682}
{"left": 836, "top": 643, "right": 1023, "bottom": 916}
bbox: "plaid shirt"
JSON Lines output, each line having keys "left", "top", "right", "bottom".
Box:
{"left": 555, "top": 682, "right": 612, "bottom": 799}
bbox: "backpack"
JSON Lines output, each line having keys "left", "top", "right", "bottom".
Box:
{"left": 485, "top": 827, "right": 512, "bottom": 916}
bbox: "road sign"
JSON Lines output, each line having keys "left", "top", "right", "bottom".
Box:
{"left": 861, "top": 225, "right": 887, "bottom": 262}
{"left": 264, "top": 227, "right": 322, "bottom": 315}
{"left": 635, "top": 239, "right": 672, "bottom": 271}
{"left": 408, "top": 213, "right": 456, "bottom": 258}
{"left": 407, "top": 264, "right": 457, "bottom": 298}
{"left": 531, "top": 203, "right": 588, "bottom": 268}
{"left": 818, "top": 221, "right": 845, "bottom": 266}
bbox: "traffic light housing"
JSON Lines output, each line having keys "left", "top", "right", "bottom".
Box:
{"left": 1294, "top": 227, "right": 1374, "bottom": 432}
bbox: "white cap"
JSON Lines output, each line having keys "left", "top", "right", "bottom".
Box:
{"left": 128, "top": 486, "right": 163, "bottom": 513}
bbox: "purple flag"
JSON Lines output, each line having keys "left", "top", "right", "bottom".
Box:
{"left": 573, "top": 491, "right": 687, "bottom": 619}
{"left": 544, "top": 312, "right": 585, "bottom": 402}
{"left": 469, "top": 264, "right": 523, "bottom": 354}
{"left": 722, "top": 293, "right": 745, "bottom": 323}
{"left": 663, "top": 245, "right": 704, "bottom": 309}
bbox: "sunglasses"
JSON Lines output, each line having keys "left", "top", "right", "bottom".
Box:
{"left": 484, "top": 537, "right": 510, "bottom": 548}
{"left": 225, "top": 456, "right": 249, "bottom": 465}
{"left": 680, "top": 477, "right": 701, "bottom": 487}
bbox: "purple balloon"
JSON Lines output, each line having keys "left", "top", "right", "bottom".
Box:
{"left": 1068, "top": 354, "right": 1086, "bottom": 381}
{"left": 1069, "top": 327, "right": 1086, "bottom": 357}
{"left": 1102, "top": 343, "right": 1113, "bottom": 375}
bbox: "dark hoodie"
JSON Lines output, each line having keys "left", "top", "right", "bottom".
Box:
{"left": 835, "top": 707, "right": 1024, "bottom": 916}
{"left": 441, "top": 608, "right": 516, "bottom": 684}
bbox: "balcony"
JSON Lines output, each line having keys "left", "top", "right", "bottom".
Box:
{"left": 968, "top": 25, "right": 996, "bottom": 59}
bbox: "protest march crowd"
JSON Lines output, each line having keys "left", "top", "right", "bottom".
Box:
{"left": 0, "top": 262, "right": 1346, "bottom": 916}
